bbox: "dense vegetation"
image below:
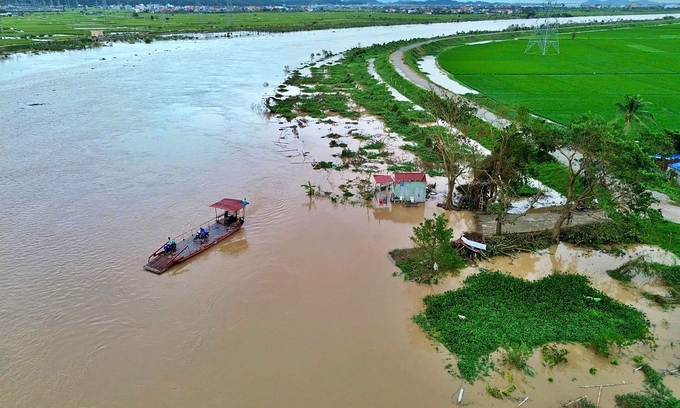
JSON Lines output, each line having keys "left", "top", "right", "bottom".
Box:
{"left": 436, "top": 21, "right": 680, "bottom": 131}
{"left": 484, "top": 219, "right": 646, "bottom": 256}
{"left": 413, "top": 271, "right": 652, "bottom": 382}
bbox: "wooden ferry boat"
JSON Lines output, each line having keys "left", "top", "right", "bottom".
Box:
{"left": 144, "top": 198, "right": 249, "bottom": 274}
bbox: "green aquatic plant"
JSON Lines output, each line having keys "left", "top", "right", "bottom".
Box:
{"left": 615, "top": 363, "right": 680, "bottom": 408}
{"left": 486, "top": 382, "right": 515, "bottom": 399}
{"left": 542, "top": 344, "right": 569, "bottom": 368}
{"left": 414, "top": 271, "right": 651, "bottom": 382}
{"left": 301, "top": 181, "right": 317, "bottom": 196}
{"left": 502, "top": 343, "right": 534, "bottom": 375}
{"left": 607, "top": 258, "right": 680, "bottom": 307}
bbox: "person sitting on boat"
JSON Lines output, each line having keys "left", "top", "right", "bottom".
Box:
{"left": 164, "top": 237, "right": 176, "bottom": 253}
{"left": 199, "top": 227, "right": 208, "bottom": 239}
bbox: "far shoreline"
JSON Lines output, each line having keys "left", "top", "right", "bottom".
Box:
{"left": 1, "top": 9, "right": 678, "bottom": 57}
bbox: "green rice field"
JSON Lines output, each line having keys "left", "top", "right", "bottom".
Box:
{"left": 437, "top": 22, "right": 680, "bottom": 131}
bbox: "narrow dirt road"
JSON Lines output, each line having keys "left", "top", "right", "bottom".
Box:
{"left": 389, "top": 42, "right": 509, "bottom": 129}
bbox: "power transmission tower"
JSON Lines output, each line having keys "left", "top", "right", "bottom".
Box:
{"left": 225, "top": 0, "right": 233, "bottom": 27}
{"left": 102, "top": 0, "right": 107, "bottom": 29}
{"left": 525, "top": 2, "right": 560, "bottom": 55}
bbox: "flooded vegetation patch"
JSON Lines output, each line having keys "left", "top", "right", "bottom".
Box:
{"left": 328, "top": 140, "right": 347, "bottom": 148}
{"left": 386, "top": 162, "right": 418, "bottom": 173}
{"left": 361, "top": 140, "right": 385, "bottom": 150}
{"left": 607, "top": 258, "right": 680, "bottom": 307}
{"left": 350, "top": 132, "right": 371, "bottom": 141}
{"left": 300, "top": 175, "right": 375, "bottom": 205}
{"left": 413, "top": 271, "right": 652, "bottom": 382}
{"left": 615, "top": 363, "right": 680, "bottom": 408}
{"left": 641, "top": 217, "right": 680, "bottom": 258}
{"left": 566, "top": 397, "right": 599, "bottom": 408}
{"left": 270, "top": 41, "right": 440, "bottom": 173}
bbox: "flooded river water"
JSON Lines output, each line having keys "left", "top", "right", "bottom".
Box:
{"left": 1, "top": 15, "right": 678, "bottom": 407}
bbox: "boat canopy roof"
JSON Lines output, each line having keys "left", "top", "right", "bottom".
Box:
{"left": 210, "top": 198, "right": 249, "bottom": 212}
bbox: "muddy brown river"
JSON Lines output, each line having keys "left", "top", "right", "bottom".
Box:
{"left": 1, "top": 15, "right": 678, "bottom": 407}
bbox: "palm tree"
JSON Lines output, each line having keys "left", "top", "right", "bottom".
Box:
{"left": 614, "top": 94, "right": 655, "bottom": 134}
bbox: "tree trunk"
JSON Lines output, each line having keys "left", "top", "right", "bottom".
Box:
{"left": 495, "top": 216, "right": 502, "bottom": 236}
{"left": 441, "top": 177, "right": 456, "bottom": 210}
{"left": 551, "top": 210, "right": 571, "bottom": 243}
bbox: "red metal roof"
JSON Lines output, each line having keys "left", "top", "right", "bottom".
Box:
{"left": 209, "top": 198, "right": 247, "bottom": 212}
{"left": 394, "top": 172, "right": 426, "bottom": 182}
{"left": 373, "top": 174, "right": 394, "bottom": 184}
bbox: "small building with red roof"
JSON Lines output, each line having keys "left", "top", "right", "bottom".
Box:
{"left": 373, "top": 172, "right": 427, "bottom": 203}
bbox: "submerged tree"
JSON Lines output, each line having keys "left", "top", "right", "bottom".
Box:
{"left": 484, "top": 125, "right": 527, "bottom": 235}
{"left": 468, "top": 123, "right": 540, "bottom": 235}
{"left": 615, "top": 94, "right": 655, "bottom": 134}
{"left": 410, "top": 213, "right": 462, "bottom": 270}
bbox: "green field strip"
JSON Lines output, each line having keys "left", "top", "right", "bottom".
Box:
{"left": 437, "top": 22, "right": 680, "bottom": 130}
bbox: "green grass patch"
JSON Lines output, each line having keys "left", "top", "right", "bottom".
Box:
{"left": 390, "top": 247, "right": 463, "bottom": 285}
{"left": 436, "top": 22, "right": 680, "bottom": 132}
{"left": 361, "top": 140, "right": 385, "bottom": 150}
{"left": 387, "top": 161, "right": 418, "bottom": 172}
{"left": 389, "top": 248, "right": 448, "bottom": 284}
{"left": 640, "top": 216, "right": 680, "bottom": 258}
{"left": 651, "top": 179, "right": 680, "bottom": 205}
{"left": 527, "top": 160, "right": 572, "bottom": 196}
{"left": 414, "top": 271, "right": 651, "bottom": 382}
